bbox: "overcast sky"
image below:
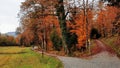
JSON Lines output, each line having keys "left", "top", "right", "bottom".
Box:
{"left": 0, "top": 0, "right": 24, "bottom": 33}
{"left": 0, "top": 0, "right": 99, "bottom": 34}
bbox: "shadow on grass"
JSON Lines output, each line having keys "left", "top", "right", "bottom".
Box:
{"left": 0, "top": 52, "right": 27, "bottom": 55}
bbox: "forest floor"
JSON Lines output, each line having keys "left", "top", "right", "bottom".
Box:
{"left": 37, "top": 40, "right": 120, "bottom": 68}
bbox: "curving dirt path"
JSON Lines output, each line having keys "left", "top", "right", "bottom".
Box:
{"left": 94, "top": 40, "right": 116, "bottom": 54}
{"left": 36, "top": 40, "right": 120, "bottom": 68}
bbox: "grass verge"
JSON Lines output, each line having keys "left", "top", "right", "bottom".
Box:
{"left": 0, "top": 46, "right": 63, "bottom": 68}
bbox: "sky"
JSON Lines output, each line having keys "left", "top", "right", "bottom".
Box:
{"left": 0, "top": 0, "right": 99, "bottom": 34}
{"left": 0, "top": 0, "right": 24, "bottom": 33}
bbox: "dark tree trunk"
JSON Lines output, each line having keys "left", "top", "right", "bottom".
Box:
{"left": 56, "top": 0, "right": 69, "bottom": 54}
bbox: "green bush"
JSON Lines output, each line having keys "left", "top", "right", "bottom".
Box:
{"left": 50, "top": 30, "right": 62, "bottom": 51}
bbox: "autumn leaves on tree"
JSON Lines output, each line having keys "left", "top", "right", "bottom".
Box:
{"left": 17, "top": 0, "right": 120, "bottom": 55}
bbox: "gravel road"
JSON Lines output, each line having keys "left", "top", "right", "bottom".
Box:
{"left": 58, "top": 52, "right": 120, "bottom": 68}
{"left": 57, "top": 40, "right": 120, "bottom": 68}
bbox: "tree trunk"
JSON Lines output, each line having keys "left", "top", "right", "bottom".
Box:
{"left": 56, "top": 0, "right": 69, "bottom": 54}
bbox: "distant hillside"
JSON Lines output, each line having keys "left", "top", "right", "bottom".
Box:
{"left": 6, "top": 32, "right": 17, "bottom": 37}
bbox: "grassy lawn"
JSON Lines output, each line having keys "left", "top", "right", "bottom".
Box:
{"left": 0, "top": 46, "right": 63, "bottom": 68}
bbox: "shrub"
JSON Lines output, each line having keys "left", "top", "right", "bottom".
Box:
{"left": 50, "top": 30, "right": 62, "bottom": 51}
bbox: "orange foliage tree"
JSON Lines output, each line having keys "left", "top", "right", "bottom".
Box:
{"left": 96, "top": 6, "right": 118, "bottom": 37}
{"left": 68, "top": 9, "right": 93, "bottom": 49}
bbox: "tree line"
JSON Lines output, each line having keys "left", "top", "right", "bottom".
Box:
{"left": 16, "top": 0, "right": 120, "bottom": 54}
{"left": 0, "top": 34, "right": 17, "bottom": 46}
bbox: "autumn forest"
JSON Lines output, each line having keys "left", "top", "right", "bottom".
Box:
{"left": 14, "top": 0, "right": 120, "bottom": 55}
{"left": 0, "top": 0, "right": 120, "bottom": 68}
